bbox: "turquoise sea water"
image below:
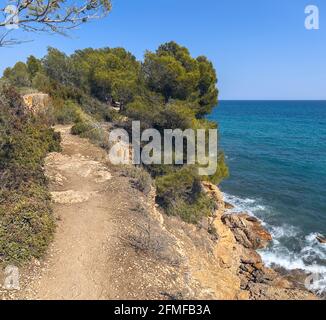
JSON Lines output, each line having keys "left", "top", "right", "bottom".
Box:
{"left": 209, "top": 101, "right": 326, "bottom": 293}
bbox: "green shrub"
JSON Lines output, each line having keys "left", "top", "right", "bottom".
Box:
{"left": 70, "top": 108, "right": 109, "bottom": 149}
{"left": 169, "top": 194, "right": 217, "bottom": 224}
{"left": 53, "top": 100, "right": 81, "bottom": 124}
{"left": 155, "top": 166, "right": 216, "bottom": 223}
{"left": 0, "top": 183, "right": 55, "bottom": 264}
{"left": 70, "top": 120, "right": 93, "bottom": 135}
{"left": 0, "top": 86, "right": 60, "bottom": 265}
{"left": 155, "top": 166, "right": 199, "bottom": 206}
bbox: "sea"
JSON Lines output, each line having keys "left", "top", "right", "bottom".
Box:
{"left": 208, "top": 100, "right": 326, "bottom": 295}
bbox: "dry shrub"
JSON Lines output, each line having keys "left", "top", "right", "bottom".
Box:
{"left": 124, "top": 206, "right": 182, "bottom": 266}
{"left": 122, "top": 166, "right": 153, "bottom": 195}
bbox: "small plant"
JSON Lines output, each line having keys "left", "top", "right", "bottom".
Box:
{"left": 124, "top": 216, "right": 182, "bottom": 266}
{"left": 122, "top": 166, "right": 153, "bottom": 195}
{"left": 71, "top": 116, "right": 109, "bottom": 149}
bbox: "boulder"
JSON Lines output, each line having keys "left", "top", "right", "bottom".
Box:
{"left": 222, "top": 213, "right": 272, "bottom": 250}
{"left": 225, "top": 202, "right": 235, "bottom": 210}
{"left": 23, "top": 93, "right": 50, "bottom": 113}
{"left": 316, "top": 235, "right": 326, "bottom": 244}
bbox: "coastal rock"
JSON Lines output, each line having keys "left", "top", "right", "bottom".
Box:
{"left": 221, "top": 213, "right": 272, "bottom": 250}
{"left": 202, "top": 181, "right": 225, "bottom": 216}
{"left": 272, "top": 267, "right": 308, "bottom": 290}
{"left": 183, "top": 181, "right": 317, "bottom": 300}
{"left": 316, "top": 235, "right": 326, "bottom": 244}
{"left": 225, "top": 202, "right": 235, "bottom": 210}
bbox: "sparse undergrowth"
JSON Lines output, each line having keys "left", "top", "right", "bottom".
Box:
{"left": 124, "top": 203, "right": 182, "bottom": 266}
{"left": 121, "top": 166, "right": 153, "bottom": 195}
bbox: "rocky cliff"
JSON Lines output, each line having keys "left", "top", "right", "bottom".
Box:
{"left": 23, "top": 93, "right": 50, "bottom": 113}
{"left": 143, "top": 181, "right": 318, "bottom": 300}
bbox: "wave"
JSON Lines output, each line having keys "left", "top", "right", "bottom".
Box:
{"left": 223, "top": 192, "right": 326, "bottom": 295}
{"left": 260, "top": 234, "right": 326, "bottom": 296}
{"left": 223, "top": 193, "right": 266, "bottom": 215}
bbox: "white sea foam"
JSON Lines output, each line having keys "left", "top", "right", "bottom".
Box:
{"left": 269, "top": 224, "right": 300, "bottom": 239}
{"left": 223, "top": 193, "right": 265, "bottom": 216}
{"left": 260, "top": 251, "right": 326, "bottom": 274}
{"left": 260, "top": 246, "right": 326, "bottom": 295}
{"left": 223, "top": 192, "right": 326, "bottom": 295}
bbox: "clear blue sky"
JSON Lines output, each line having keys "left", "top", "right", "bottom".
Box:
{"left": 0, "top": 0, "right": 325, "bottom": 100}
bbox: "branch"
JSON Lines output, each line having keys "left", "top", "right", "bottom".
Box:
{"left": 0, "top": 30, "right": 32, "bottom": 47}
{"left": 0, "top": 1, "right": 112, "bottom": 46}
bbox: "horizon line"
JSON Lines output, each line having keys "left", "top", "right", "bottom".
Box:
{"left": 219, "top": 99, "right": 326, "bottom": 101}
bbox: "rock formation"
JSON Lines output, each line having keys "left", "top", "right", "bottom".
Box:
{"left": 221, "top": 213, "right": 272, "bottom": 250}
{"left": 23, "top": 93, "right": 50, "bottom": 113}
{"left": 316, "top": 235, "right": 326, "bottom": 244}
{"left": 198, "top": 181, "right": 317, "bottom": 300}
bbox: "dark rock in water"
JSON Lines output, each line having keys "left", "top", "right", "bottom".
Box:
{"left": 222, "top": 213, "right": 272, "bottom": 250}
{"left": 224, "top": 202, "right": 235, "bottom": 210}
{"left": 316, "top": 235, "right": 326, "bottom": 244}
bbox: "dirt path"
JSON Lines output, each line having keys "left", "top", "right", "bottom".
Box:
{"left": 14, "top": 125, "right": 194, "bottom": 300}
{"left": 19, "top": 125, "right": 127, "bottom": 300}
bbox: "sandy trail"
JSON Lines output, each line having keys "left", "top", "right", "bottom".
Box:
{"left": 20, "top": 125, "right": 122, "bottom": 300}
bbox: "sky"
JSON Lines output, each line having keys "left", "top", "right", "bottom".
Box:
{"left": 0, "top": 0, "right": 325, "bottom": 100}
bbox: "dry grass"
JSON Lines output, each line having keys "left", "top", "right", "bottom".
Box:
{"left": 122, "top": 203, "right": 182, "bottom": 266}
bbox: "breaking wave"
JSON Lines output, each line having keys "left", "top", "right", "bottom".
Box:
{"left": 223, "top": 192, "right": 326, "bottom": 295}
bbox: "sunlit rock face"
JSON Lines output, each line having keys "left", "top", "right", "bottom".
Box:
{"left": 23, "top": 93, "right": 50, "bottom": 113}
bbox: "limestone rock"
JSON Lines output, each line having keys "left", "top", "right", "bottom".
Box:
{"left": 23, "top": 93, "right": 50, "bottom": 113}
{"left": 225, "top": 202, "right": 235, "bottom": 210}
{"left": 51, "top": 190, "right": 98, "bottom": 204}
{"left": 222, "top": 213, "right": 272, "bottom": 250}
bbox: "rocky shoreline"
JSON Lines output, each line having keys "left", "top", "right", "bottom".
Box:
{"left": 202, "top": 181, "right": 318, "bottom": 300}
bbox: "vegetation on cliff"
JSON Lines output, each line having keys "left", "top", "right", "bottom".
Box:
{"left": 2, "top": 41, "right": 228, "bottom": 224}
{"left": 0, "top": 86, "right": 61, "bottom": 264}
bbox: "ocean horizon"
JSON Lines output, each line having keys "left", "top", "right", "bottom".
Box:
{"left": 209, "top": 100, "right": 326, "bottom": 294}
{"left": 219, "top": 100, "right": 326, "bottom": 102}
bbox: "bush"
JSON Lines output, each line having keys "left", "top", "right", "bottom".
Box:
{"left": 155, "top": 166, "right": 216, "bottom": 223}
{"left": 168, "top": 195, "right": 217, "bottom": 224}
{"left": 0, "top": 182, "right": 55, "bottom": 263}
{"left": 0, "top": 86, "right": 60, "bottom": 265}
{"left": 52, "top": 100, "right": 81, "bottom": 124}
{"left": 155, "top": 167, "right": 199, "bottom": 205}
{"left": 69, "top": 107, "right": 109, "bottom": 149}
{"left": 123, "top": 166, "right": 153, "bottom": 195}
{"left": 70, "top": 120, "right": 93, "bottom": 135}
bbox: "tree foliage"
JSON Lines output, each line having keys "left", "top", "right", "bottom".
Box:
{"left": 142, "top": 41, "right": 218, "bottom": 117}
{"left": 1, "top": 41, "right": 228, "bottom": 224}
{"left": 2, "top": 62, "right": 30, "bottom": 87}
